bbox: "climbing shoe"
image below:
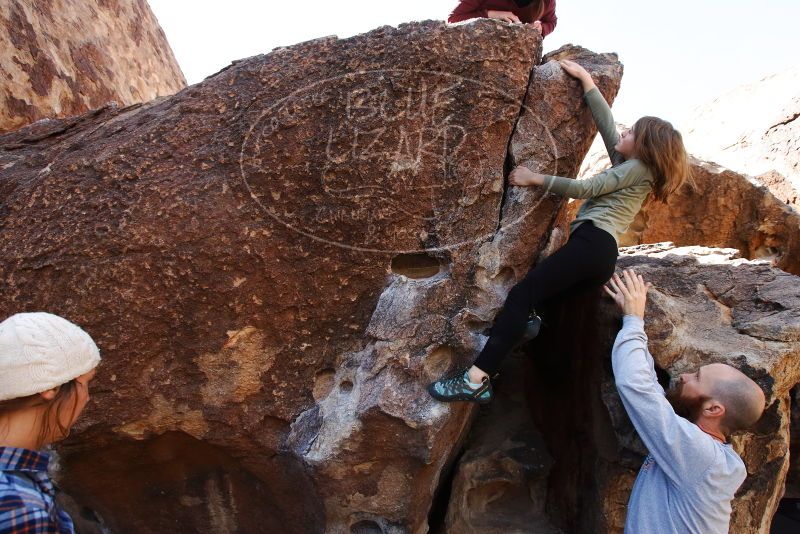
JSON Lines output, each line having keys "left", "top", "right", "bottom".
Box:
{"left": 427, "top": 369, "right": 493, "bottom": 404}
{"left": 518, "top": 310, "right": 542, "bottom": 345}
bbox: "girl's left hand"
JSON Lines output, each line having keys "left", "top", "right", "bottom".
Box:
{"left": 509, "top": 166, "right": 545, "bottom": 187}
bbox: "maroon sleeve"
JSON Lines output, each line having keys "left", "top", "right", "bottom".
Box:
{"left": 539, "top": 0, "right": 558, "bottom": 36}
{"left": 448, "top": 0, "right": 488, "bottom": 23}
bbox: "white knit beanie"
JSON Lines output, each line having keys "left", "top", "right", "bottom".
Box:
{"left": 0, "top": 312, "right": 101, "bottom": 401}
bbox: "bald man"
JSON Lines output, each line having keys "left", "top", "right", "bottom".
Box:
{"left": 605, "top": 270, "right": 766, "bottom": 534}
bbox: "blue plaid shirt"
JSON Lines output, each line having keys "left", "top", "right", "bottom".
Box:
{"left": 0, "top": 447, "right": 74, "bottom": 534}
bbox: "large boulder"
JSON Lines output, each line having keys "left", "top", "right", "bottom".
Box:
{"left": 0, "top": 19, "right": 620, "bottom": 532}
{"left": 0, "top": 0, "right": 186, "bottom": 133}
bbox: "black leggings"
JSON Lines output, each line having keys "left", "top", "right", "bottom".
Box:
{"left": 473, "top": 222, "right": 618, "bottom": 376}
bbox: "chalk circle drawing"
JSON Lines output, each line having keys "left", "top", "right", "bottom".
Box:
{"left": 239, "top": 69, "right": 558, "bottom": 254}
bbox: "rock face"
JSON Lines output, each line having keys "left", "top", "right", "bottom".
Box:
{"left": 757, "top": 170, "right": 799, "bottom": 209}
{"left": 0, "top": 20, "right": 622, "bottom": 532}
{"left": 0, "top": 0, "right": 186, "bottom": 133}
{"left": 787, "top": 387, "right": 800, "bottom": 498}
{"left": 578, "top": 145, "right": 800, "bottom": 276}
{"left": 443, "top": 351, "right": 559, "bottom": 534}
{"left": 682, "top": 68, "right": 800, "bottom": 208}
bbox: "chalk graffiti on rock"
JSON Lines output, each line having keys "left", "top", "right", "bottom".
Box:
{"left": 239, "top": 69, "right": 550, "bottom": 253}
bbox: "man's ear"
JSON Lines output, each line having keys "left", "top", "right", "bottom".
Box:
{"left": 38, "top": 386, "right": 60, "bottom": 401}
{"left": 703, "top": 399, "right": 725, "bottom": 420}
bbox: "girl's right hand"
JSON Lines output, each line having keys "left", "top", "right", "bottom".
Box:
{"left": 509, "top": 166, "right": 544, "bottom": 187}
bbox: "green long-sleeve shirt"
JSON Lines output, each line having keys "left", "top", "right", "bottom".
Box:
{"left": 542, "top": 87, "right": 653, "bottom": 246}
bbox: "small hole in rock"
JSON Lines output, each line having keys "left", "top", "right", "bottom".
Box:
{"left": 390, "top": 253, "right": 442, "bottom": 279}
{"left": 79, "top": 506, "right": 101, "bottom": 521}
{"left": 313, "top": 368, "right": 336, "bottom": 401}
{"left": 350, "top": 520, "right": 383, "bottom": 534}
{"left": 424, "top": 346, "right": 454, "bottom": 380}
{"left": 340, "top": 380, "right": 354, "bottom": 392}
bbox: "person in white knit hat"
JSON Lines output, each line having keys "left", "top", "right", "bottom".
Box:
{"left": 0, "top": 312, "right": 101, "bottom": 534}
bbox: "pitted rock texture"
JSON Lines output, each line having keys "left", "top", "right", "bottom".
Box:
{"left": 0, "top": 19, "right": 621, "bottom": 532}
{"left": 510, "top": 45, "right": 623, "bottom": 179}
{"left": 0, "top": 0, "right": 186, "bottom": 133}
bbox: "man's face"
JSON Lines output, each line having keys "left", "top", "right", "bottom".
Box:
{"left": 666, "top": 363, "right": 730, "bottom": 421}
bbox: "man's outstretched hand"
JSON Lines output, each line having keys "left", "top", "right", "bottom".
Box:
{"left": 604, "top": 269, "right": 652, "bottom": 319}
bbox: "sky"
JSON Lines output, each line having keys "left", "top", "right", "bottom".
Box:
{"left": 147, "top": 1, "right": 800, "bottom": 129}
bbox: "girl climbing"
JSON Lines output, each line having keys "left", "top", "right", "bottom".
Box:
{"left": 428, "top": 59, "right": 691, "bottom": 403}
{"left": 448, "top": 0, "right": 558, "bottom": 38}
{"left": 0, "top": 312, "right": 101, "bottom": 533}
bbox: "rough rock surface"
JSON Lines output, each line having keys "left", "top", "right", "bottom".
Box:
{"left": 757, "top": 170, "right": 799, "bottom": 209}
{"left": 0, "top": 20, "right": 620, "bottom": 532}
{"left": 441, "top": 45, "right": 623, "bottom": 534}
{"left": 0, "top": 0, "right": 186, "bottom": 133}
{"left": 682, "top": 68, "right": 800, "bottom": 209}
{"left": 454, "top": 246, "right": 800, "bottom": 533}
{"left": 620, "top": 159, "right": 800, "bottom": 276}
{"left": 578, "top": 144, "right": 800, "bottom": 276}
{"left": 443, "top": 352, "right": 560, "bottom": 534}
{"left": 787, "top": 387, "right": 800, "bottom": 501}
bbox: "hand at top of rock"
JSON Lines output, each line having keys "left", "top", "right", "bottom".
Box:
{"left": 559, "top": 59, "right": 597, "bottom": 93}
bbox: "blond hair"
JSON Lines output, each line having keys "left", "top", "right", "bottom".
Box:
{"left": 632, "top": 116, "right": 694, "bottom": 202}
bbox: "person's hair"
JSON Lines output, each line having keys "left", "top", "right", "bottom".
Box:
{"left": 712, "top": 378, "right": 765, "bottom": 436}
{"left": 513, "top": 0, "right": 545, "bottom": 20}
{"left": 529, "top": 0, "right": 545, "bottom": 21}
{"left": 0, "top": 380, "right": 79, "bottom": 449}
{"left": 631, "top": 116, "right": 694, "bottom": 202}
